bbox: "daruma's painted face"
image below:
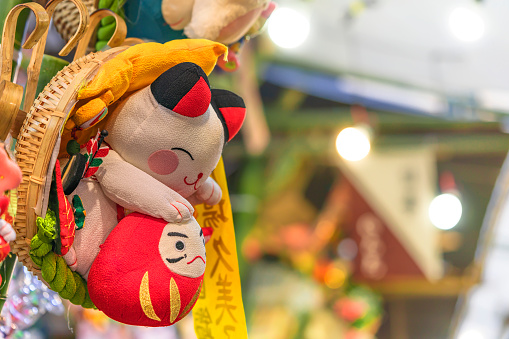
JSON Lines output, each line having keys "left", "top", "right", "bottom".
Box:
{"left": 159, "top": 219, "right": 206, "bottom": 278}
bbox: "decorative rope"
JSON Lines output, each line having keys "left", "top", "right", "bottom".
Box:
{"left": 29, "top": 211, "right": 94, "bottom": 309}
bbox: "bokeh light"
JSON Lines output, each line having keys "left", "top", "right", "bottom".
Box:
{"left": 324, "top": 267, "right": 347, "bottom": 289}
{"left": 449, "top": 7, "right": 485, "bottom": 42}
{"left": 429, "top": 193, "right": 463, "bottom": 230}
{"left": 268, "top": 7, "right": 310, "bottom": 48}
{"left": 336, "top": 127, "right": 371, "bottom": 161}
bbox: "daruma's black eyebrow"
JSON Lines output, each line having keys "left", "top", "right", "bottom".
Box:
{"left": 171, "top": 147, "right": 194, "bottom": 160}
{"left": 167, "top": 232, "right": 188, "bottom": 238}
{"left": 200, "top": 229, "right": 203, "bottom": 237}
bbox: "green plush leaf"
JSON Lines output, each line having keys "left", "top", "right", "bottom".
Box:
{"left": 30, "top": 236, "right": 43, "bottom": 250}
{"left": 70, "top": 272, "right": 86, "bottom": 305}
{"left": 97, "top": 22, "right": 116, "bottom": 41}
{"left": 36, "top": 211, "right": 57, "bottom": 243}
{"left": 49, "top": 257, "right": 67, "bottom": 292}
{"left": 95, "top": 40, "right": 108, "bottom": 51}
{"left": 99, "top": 0, "right": 114, "bottom": 8}
{"left": 59, "top": 269, "right": 77, "bottom": 300}
{"left": 72, "top": 195, "right": 86, "bottom": 230}
{"left": 30, "top": 253, "right": 43, "bottom": 267}
{"left": 101, "top": 16, "right": 115, "bottom": 26}
{"left": 110, "top": 0, "right": 126, "bottom": 12}
{"left": 81, "top": 290, "right": 95, "bottom": 309}
{"left": 32, "top": 242, "right": 52, "bottom": 257}
{"left": 90, "top": 158, "right": 103, "bottom": 168}
{"left": 41, "top": 252, "right": 57, "bottom": 282}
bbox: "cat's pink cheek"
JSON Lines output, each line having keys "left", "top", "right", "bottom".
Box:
{"left": 148, "top": 150, "right": 179, "bottom": 175}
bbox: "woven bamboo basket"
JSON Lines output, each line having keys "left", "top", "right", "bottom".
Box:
{"left": 13, "top": 46, "right": 129, "bottom": 277}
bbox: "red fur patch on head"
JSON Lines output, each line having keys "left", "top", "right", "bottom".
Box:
{"left": 173, "top": 77, "right": 211, "bottom": 117}
{"left": 88, "top": 213, "right": 203, "bottom": 327}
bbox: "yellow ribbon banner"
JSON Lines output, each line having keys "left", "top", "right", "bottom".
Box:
{"left": 194, "top": 158, "right": 248, "bottom": 339}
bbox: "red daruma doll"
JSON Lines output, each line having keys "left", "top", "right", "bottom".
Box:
{"left": 87, "top": 212, "right": 207, "bottom": 326}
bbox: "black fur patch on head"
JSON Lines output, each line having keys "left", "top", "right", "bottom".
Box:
{"left": 150, "top": 62, "right": 210, "bottom": 111}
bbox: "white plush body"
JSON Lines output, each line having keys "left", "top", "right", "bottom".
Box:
{"left": 64, "top": 86, "right": 224, "bottom": 279}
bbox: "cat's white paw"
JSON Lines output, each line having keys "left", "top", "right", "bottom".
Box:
{"left": 161, "top": 196, "right": 194, "bottom": 223}
{"left": 195, "top": 177, "right": 222, "bottom": 206}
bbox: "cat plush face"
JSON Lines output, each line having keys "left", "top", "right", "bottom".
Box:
{"left": 105, "top": 62, "right": 245, "bottom": 199}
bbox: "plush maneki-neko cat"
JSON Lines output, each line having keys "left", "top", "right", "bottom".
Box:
{"left": 60, "top": 61, "right": 245, "bottom": 325}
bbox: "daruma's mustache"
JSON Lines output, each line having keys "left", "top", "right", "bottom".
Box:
{"left": 187, "top": 255, "right": 205, "bottom": 265}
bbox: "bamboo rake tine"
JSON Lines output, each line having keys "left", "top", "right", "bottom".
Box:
{"left": 45, "top": 0, "right": 90, "bottom": 56}
{"left": 24, "top": 0, "right": 90, "bottom": 112}
{"left": 0, "top": 81, "right": 23, "bottom": 141}
{"left": 0, "top": 2, "right": 50, "bottom": 83}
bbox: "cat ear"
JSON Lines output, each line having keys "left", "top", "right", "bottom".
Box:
{"left": 150, "top": 62, "right": 211, "bottom": 117}
{"left": 211, "top": 89, "right": 246, "bottom": 143}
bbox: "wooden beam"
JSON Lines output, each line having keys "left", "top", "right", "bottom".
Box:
{"left": 265, "top": 108, "right": 502, "bottom": 133}
{"left": 366, "top": 275, "right": 478, "bottom": 299}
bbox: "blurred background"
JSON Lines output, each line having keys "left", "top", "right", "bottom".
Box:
{"left": 3, "top": 0, "right": 509, "bottom": 338}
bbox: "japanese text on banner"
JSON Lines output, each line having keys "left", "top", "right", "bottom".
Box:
{"left": 194, "top": 158, "right": 248, "bottom": 339}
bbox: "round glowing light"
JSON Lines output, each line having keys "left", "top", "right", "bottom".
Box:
{"left": 324, "top": 267, "right": 346, "bottom": 289}
{"left": 337, "top": 238, "right": 358, "bottom": 261}
{"left": 429, "top": 193, "right": 462, "bottom": 230}
{"left": 335, "top": 127, "right": 371, "bottom": 161}
{"left": 458, "top": 330, "right": 484, "bottom": 339}
{"left": 268, "top": 7, "right": 310, "bottom": 48}
{"left": 449, "top": 7, "right": 485, "bottom": 42}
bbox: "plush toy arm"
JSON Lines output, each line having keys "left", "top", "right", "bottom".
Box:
{"left": 0, "top": 219, "right": 16, "bottom": 242}
{"left": 187, "top": 176, "right": 222, "bottom": 206}
{"left": 95, "top": 150, "right": 194, "bottom": 222}
{"left": 0, "top": 219, "right": 15, "bottom": 243}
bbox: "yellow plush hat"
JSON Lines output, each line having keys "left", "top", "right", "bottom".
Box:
{"left": 61, "top": 39, "right": 227, "bottom": 148}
